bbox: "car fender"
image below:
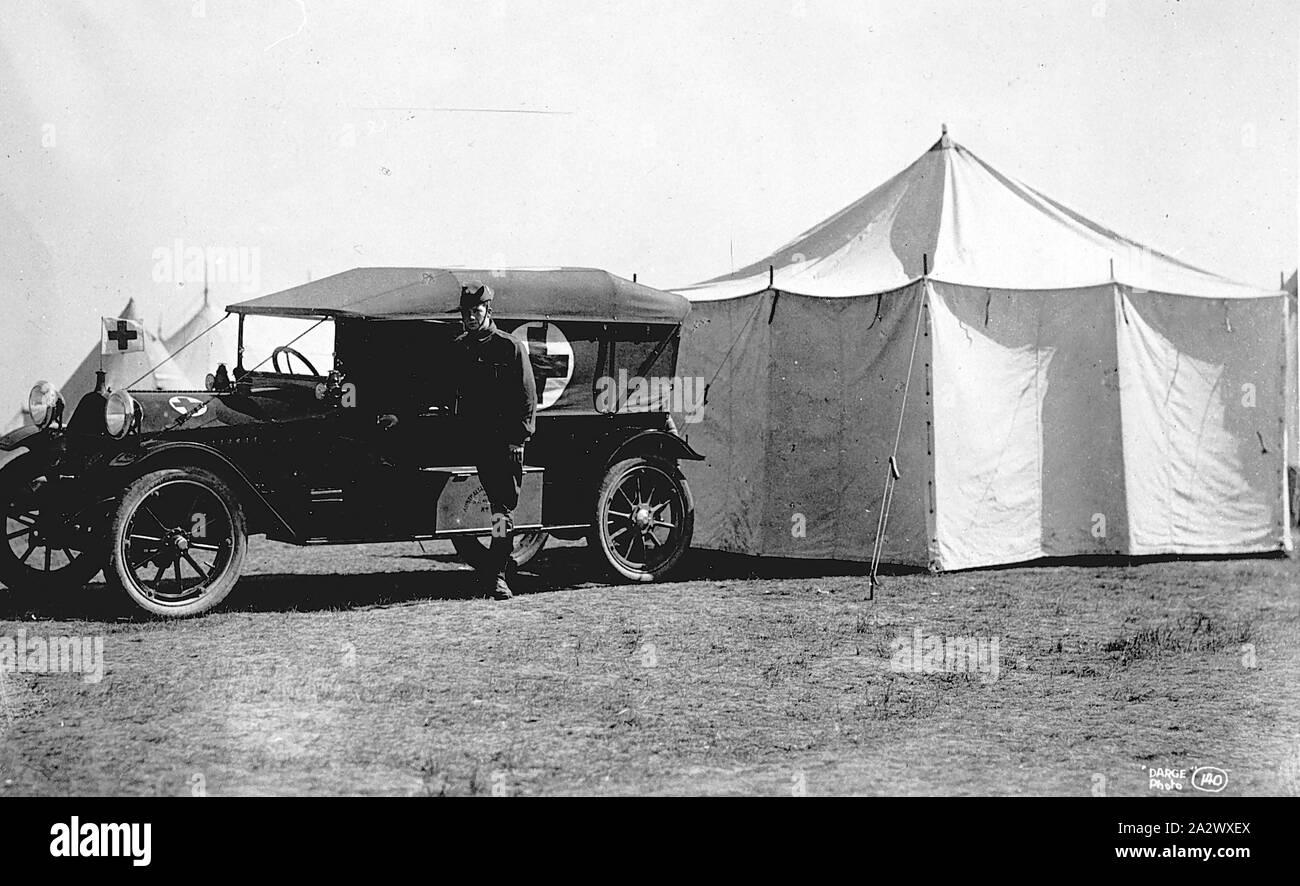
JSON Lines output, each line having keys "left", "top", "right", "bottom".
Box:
{"left": 593, "top": 429, "right": 696, "bottom": 523}
{"left": 0, "top": 444, "right": 33, "bottom": 473}
{"left": 609, "top": 429, "right": 699, "bottom": 515}
{"left": 0, "top": 425, "right": 53, "bottom": 473}
{"left": 0, "top": 424, "right": 42, "bottom": 453}
{"left": 107, "top": 440, "right": 296, "bottom": 537}
{"left": 598, "top": 427, "right": 704, "bottom": 469}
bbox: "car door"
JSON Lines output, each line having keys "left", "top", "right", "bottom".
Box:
{"left": 337, "top": 318, "right": 467, "bottom": 537}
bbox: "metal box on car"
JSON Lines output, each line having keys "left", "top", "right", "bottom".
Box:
{"left": 433, "top": 466, "right": 544, "bottom": 532}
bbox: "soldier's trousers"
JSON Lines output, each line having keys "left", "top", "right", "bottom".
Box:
{"left": 475, "top": 444, "right": 523, "bottom": 578}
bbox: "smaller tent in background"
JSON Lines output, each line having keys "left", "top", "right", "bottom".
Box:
{"left": 8, "top": 298, "right": 197, "bottom": 429}
{"left": 77, "top": 297, "right": 196, "bottom": 393}
{"left": 161, "top": 289, "right": 235, "bottom": 385}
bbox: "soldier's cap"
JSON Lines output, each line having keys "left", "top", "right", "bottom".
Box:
{"left": 459, "top": 282, "right": 494, "bottom": 310}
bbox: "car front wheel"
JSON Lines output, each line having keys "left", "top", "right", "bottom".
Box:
{"left": 0, "top": 454, "right": 105, "bottom": 595}
{"left": 590, "top": 456, "right": 693, "bottom": 582}
{"left": 106, "top": 467, "right": 247, "bottom": 617}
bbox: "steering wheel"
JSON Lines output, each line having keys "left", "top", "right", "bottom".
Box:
{"left": 271, "top": 345, "right": 322, "bottom": 377}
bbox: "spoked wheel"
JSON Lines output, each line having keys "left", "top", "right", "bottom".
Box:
{"left": 106, "top": 467, "right": 247, "bottom": 617}
{"left": 452, "top": 530, "right": 549, "bottom": 571}
{"left": 0, "top": 454, "right": 105, "bottom": 594}
{"left": 590, "top": 456, "right": 693, "bottom": 582}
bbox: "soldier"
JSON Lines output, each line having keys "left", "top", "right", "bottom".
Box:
{"left": 452, "top": 281, "right": 537, "bottom": 599}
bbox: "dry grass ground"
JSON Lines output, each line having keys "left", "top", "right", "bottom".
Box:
{"left": 1, "top": 539, "right": 1297, "bottom": 796}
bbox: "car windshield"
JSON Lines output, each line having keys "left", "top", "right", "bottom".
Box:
{"left": 241, "top": 316, "right": 335, "bottom": 376}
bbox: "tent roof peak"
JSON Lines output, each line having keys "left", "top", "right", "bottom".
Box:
{"left": 678, "top": 131, "right": 1277, "bottom": 301}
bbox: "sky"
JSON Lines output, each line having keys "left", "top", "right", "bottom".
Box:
{"left": 1, "top": 0, "right": 1295, "bottom": 419}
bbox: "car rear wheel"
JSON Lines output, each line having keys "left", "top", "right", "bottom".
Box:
{"left": 590, "top": 456, "right": 693, "bottom": 582}
{"left": 0, "top": 454, "right": 105, "bottom": 594}
{"left": 452, "top": 530, "right": 549, "bottom": 571}
{"left": 106, "top": 467, "right": 247, "bottom": 617}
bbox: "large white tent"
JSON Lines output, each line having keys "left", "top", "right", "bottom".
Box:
{"left": 1287, "top": 271, "right": 1298, "bottom": 525}
{"left": 1287, "top": 270, "right": 1297, "bottom": 470}
{"left": 675, "top": 132, "right": 1292, "bottom": 570}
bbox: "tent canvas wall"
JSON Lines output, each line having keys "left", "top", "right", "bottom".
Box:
{"left": 675, "top": 133, "right": 1292, "bottom": 570}
{"left": 1287, "top": 270, "right": 1297, "bottom": 471}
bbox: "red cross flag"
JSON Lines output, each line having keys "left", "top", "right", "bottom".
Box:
{"left": 101, "top": 316, "right": 146, "bottom": 355}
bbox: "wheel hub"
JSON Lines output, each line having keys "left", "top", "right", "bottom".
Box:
{"left": 633, "top": 506, "right": 652, "bottom": 529}
{"left": 172, "top": 534, "right": 190, "bottom": 552}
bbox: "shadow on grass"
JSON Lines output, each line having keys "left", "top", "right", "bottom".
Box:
{"left": 0, "top": 545, "right": 928, "bottom": 621}
{"left": 3, "top": 544, "right": 1282, "bottom": 622}
{"left": 0, "top": 567, "right": 510, "bottom": 621}
{"left": 403, "top": 545, "right": 924, "bottom": 581}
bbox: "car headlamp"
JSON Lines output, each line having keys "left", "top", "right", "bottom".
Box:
{"left": 105, "top": 389, "right": 137, "bottom": 438}
{"left": 28, "top": 381, "right": 62, "bottom": 429}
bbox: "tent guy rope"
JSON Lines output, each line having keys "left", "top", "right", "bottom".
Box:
{"left": 868, "top": 265, "right": 929, "bottom": 596}
{"left": 123, "top": 312, "right": 233, "bottom": 392}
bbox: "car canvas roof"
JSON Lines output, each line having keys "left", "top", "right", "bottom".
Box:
{"left": 227, "top": 267, "right": 690, "bottom": 324}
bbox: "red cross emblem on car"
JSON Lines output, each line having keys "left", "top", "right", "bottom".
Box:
{"left": 513, "top": 322, "right": 574, "bottom": 409}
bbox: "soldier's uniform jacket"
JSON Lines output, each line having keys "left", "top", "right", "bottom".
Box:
{"left": 451, "top": 324, "right": 537, "bottom": 445}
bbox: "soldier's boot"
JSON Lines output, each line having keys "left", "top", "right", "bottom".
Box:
{"left": 486, "top": 512, "right": 514, "bottom": 600}
{"left": 486, "top": 537, "right": 513, "bottom": 600}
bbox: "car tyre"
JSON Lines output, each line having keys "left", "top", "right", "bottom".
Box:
{"left": 0, "top": 454, "right": 106, "bottom": 595}
{"left": 589, "top": 456, "right": 693, "bottom": 582}
{"left": 106, "top": 467, "right": 247, "bottom": 617}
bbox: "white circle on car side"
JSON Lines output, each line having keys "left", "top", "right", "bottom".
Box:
{"left": 510, "top": 322, "right": 574, "bottom": 410}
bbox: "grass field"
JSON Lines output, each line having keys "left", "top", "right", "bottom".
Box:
{"left": 1, "top": 538, "right": 1297, "bottom": 796}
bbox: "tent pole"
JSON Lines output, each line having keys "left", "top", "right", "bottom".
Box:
{"left": 767, "top": 265, "right": 780, "bottom": 324}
